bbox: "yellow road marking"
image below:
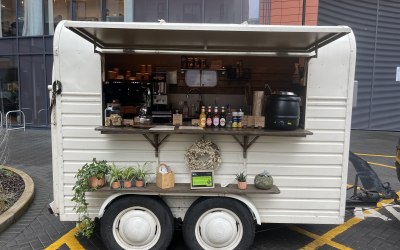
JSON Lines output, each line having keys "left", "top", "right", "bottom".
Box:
{"left": 289, "top": 226, "right": 352, "bottom": 250}
{"left": 45, "top": 227, "right": 84, "bottom": 250}
{"left": 354, "top": 153, "right": 395, "bottom": 158}
{"left": 293, "top": 191, "right": 400, "bottom": 250}
{"left": 367, "top": 161, "right": 396, "bottom": 169}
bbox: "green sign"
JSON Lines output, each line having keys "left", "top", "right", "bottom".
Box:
{"left": 191, "top": 171, "right": 214, "bottom": 189}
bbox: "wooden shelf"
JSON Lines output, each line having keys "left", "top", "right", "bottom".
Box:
{"left": 95, "top": 126, "right": 312, "bottom": 158}
{"left": 95, "top": 126, "right": 312, "bottom": 137}
{"left": 98, "top": 183, "right": 280, "bottom": 195}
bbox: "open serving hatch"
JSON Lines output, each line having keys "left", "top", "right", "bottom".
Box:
{"left": 63, "top": 21, "right": 351, "bottom": 57}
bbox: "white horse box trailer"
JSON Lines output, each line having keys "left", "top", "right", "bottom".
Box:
{"left": 50, "top": 21, "right": 356, "bottom": 249}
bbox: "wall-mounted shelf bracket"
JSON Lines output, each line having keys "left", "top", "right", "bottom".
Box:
{"left": 142, "top": 134, "right": 170, "bottom": 157}
{"left": 231, "top": 135, "right": 260, "bottom": 159}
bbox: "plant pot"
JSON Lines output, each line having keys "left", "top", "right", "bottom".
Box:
{"left": 123, "top": 180, "right": 132, "bottom": 188}
{"left": 89, "top": 176, "right": 105, "bottom": 188}
{"left": 111, "top": 181, "right": 121, "bottom": 189}
{"left": 238, "top": 181, "right": 247, "bottom": 190}
{"left": 135, "top": 180, "right": 144, "bottom": 187}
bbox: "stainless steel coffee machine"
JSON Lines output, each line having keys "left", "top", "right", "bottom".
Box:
{"left": 151, "top": 72, "right": 172, "bottom": 123}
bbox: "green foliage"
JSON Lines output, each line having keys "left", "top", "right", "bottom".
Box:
{"left": 72, "top": 158, "right": 111, "bottom": 238}
{"left": 134, "top": 162, "right": 150, "bottom": 181}
{"left": 109, "top": 164, "right": 123, "bottom": 184}
{"left": 121, "top": 166, "right": 135, "bottom": 181}
{"left": 235, "top": 171, "right": 247, "bottom": 182}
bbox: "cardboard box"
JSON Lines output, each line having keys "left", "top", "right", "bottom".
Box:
{"left": 156, "top": 163, "right": 175, "bottom": 189}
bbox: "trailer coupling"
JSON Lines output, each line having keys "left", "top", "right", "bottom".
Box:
{"left": 346, "top": 151, "right": 399, "bottom": 208}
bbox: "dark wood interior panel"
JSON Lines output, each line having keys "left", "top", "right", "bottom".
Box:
{"left": 105, "top": 54, "right": 301, "bottom": 93}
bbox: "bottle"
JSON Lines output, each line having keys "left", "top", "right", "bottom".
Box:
{"left": 183, "top": 101, "right": 189, "bottom": 119}
{"left": 206, "top": 106, "right": 213, "bottom": 128}
{"left": 220, "top": 106, "right": 226, "bottom": 128}
{"left": 226, "top": 104, "right": 233, "bottom": 128}
{"left": 199, "top": 106, "right": 206, "bottom": 128}
{"left": 190, "top": 104, "right": 196, "bottom": 117}
{"left": 213, "top": 106, "right": 220, "bottom": 127}
{"left": 238, "top": 109, "right": 244, "bottom": 128}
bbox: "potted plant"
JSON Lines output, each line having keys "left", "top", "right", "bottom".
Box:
{"left": 135, "top": 162, "right": 150, "bottom": 187}
{"left": 121, "top": 166, "right": 135, "bottom": 188}
{"left": 235, "top": 171, "right": 247, "bottom": 190}
{"left": 109, "top": 164, "right": 123, "bottom": 189}
{"left": 72, "top": 158, "right": 111, "bottom": 237}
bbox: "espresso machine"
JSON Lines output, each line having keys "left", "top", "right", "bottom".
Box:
{"left": 151, "top": 72, "right": 172, "bottom": 123}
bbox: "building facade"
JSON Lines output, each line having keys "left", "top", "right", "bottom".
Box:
{"left": 0, "top": 0, "right": 313, "bottom": 127}
{"left": 319, "top": 0, "right": 400, "bottom": 131}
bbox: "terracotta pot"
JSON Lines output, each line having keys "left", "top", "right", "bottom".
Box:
{"left": 238, "top": 181, "right": 247, "bottom": 190}
{"left": 135, "top": 180, "right": 144, "bottom": 187}
{"left": 111, "top": 181, "right": 121, "bottom": 189}
{"left": 124, "top": 180, "right": 132, "bottom": 188}
{"left": 89, "top": 176, "right": 105, "bottom": 188}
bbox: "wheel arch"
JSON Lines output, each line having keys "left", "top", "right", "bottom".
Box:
{"left": 98, "top": 193, "right": 261, "bottom": 225}
{"left": 225, "top": 194, "right": 261, "bottom": 225}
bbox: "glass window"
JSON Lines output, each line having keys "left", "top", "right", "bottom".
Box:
{"left": 73, "top": 0, "right": 100, "bottom": 21}
{"left": 48, "top": 0, "right": 70, "bottom": 35}
{"left": 1, "top": 0, "right": 17, "bottom": 37}
{"left": 169, "top": 0, "right": 202, "bottom": 23}
{"left": 0, "top": 56, "right": 19, "bottom": 114}
{"left": 134, "top": 0, "right": 167, "bottom": 22}
{"left": 106, "top": 0, "right": 124, "bottom": 22}
{"left": 20, "top": 55, "right": 46, "bottom": 124}
{"left": 18, "top": 0, "right": 44, "bottom": 37}
{"left": 204, "top": 0, "right": 242, "bottom": 24}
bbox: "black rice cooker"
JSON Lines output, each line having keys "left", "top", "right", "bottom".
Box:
{"left": 265, "top": 91, "right": 300, "bottom": 130}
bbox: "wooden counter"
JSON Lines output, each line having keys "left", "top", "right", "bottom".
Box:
{"left": 95, "top": 126, "right": 313, "bottom": 137}
{"left": 95, "top": 126, "right": 313, "bottom": 158}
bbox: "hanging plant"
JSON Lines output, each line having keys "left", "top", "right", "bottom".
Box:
{"left": 185, "top": 137, "right": 222, "bottom": 170}
{"left": 72, "top": 158, "right": 111, "bottom": 238}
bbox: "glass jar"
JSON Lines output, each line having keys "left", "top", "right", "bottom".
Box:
{"left": 104, "top": 103, "right": 113, "bottom": 126}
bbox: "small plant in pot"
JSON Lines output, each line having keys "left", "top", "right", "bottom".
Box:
{"left": 109, "top": 164, "right": 123, "bottom": 189}
{"left": 122, "top": 166, "right": 135, "bottom": 188}
{"left": 72, "top": 158, "right": 111, "bottom": 237}
{"left": 235, "top": 171, "right": 247, "bottom": 190}
{"left": 135, "top": 162, "right": 150, "bottom": 187}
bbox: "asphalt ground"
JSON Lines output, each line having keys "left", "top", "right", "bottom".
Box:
{"left": 0, "top": 128, "right": 399, "bottom": 250}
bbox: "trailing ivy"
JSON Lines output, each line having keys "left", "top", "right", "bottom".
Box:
{"left": 72, "top": 158, "right": 111, "bottom": 238}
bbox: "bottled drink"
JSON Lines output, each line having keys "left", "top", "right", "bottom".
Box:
{"left": 220, "top": 106, "right": 226, "bottom": 128}
{"left": 213, "top": 106, "right": 220, "bottom": 127}
{"left": 206, "top": 106, "right": 213, "bottom": 127}
{"left": 183, "top": 101, "right": 189, "bottom": 118}
{"left": 238, "top": 109, "right": 244, "bottom": 128}
{"left": 199, "top": 106, "right": 206, "bottom": 128}
{"left": 226, "top": 104, "right": 233, "bottom": 128}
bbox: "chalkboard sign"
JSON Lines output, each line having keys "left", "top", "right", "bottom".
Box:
{"left": 191, "top": 170, "right": 214, "bottom": 189}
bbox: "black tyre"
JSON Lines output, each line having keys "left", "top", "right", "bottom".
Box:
{"left": 100, "top": 195, "right": 174, "bottom": 250}
{"left": 182, "top": 197, "right": 255, "bottom": 250}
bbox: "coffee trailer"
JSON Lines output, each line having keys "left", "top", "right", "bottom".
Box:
{"left": 50, "top": 21, "right": 356, "bottom": 249}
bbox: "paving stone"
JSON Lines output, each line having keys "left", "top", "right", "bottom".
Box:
{"left": 29, "top": 240, "right": 43, "bottom": 250}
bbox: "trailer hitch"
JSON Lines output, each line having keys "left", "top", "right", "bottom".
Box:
{"left": 346, "top": 151, "right": 399, "bottom": 208}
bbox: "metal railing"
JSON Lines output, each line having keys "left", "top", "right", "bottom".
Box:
{"left": 5, "top": 110, "right": 26, "bottom": 131}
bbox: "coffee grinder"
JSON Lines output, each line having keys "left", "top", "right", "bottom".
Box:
{"left": 151, "top": 72, "right": 172, "bottom": 123}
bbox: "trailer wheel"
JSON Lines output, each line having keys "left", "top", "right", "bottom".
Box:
{"left": 100, "top": 196, "right": 174, "bottom": 250}
{"left": 182, "top": 197, "right": 255, "bottom": 250}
